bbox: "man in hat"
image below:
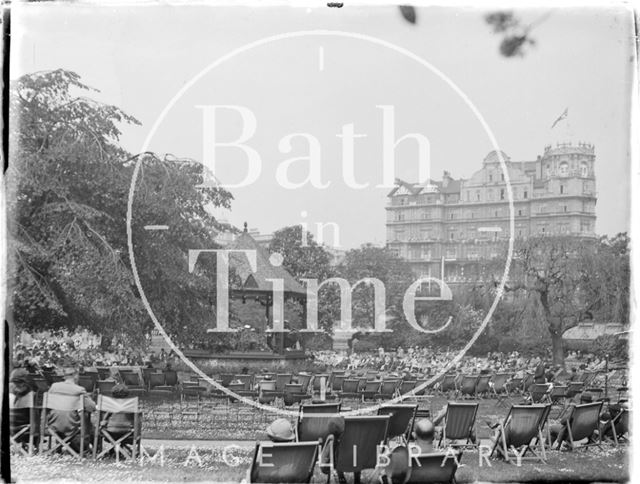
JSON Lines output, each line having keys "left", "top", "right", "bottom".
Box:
{"left": 48, "top": 366, "right": 96, "bottom": 453}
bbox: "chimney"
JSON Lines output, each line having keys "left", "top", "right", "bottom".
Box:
{"left": 442, "top": 170, "right": 452, "bottom": 188}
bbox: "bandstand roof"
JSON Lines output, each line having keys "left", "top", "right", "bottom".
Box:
{"left": 228, "top": 225, "right": 307, "bottom": 297}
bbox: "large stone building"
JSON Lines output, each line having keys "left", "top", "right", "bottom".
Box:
{"left": 386, "top": 142, "right": 597, "bottom": 282}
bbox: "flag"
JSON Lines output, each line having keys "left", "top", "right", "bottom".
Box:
{"left": 551, "top": 107, "right": 568, "bottom": 129}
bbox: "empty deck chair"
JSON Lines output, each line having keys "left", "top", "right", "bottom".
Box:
{"left": 439, "top": 402, "right": 478, "bottom": 449}
{"left": 490, "top": 404, "right": 547, "bottom": 464}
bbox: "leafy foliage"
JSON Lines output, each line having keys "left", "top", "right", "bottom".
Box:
{"left": 7, "top": 69, "right": 233, "bottom": 347}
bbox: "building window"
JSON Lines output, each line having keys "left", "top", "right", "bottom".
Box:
{"left": 489, "top": 174, "right": 493, "bottom": 182}
{"left": 471, "top": 212, "right": 475, "bottom": 219}
{"left": 450, "top": 232, "right": 454, "bottom": 240}
{"left": 500, "top": 188, "right": 505, "bottom": 200}
{"left": 581, "top": 162, "right": 589, "bottom": 177}
{"left": 494, "top": 210, "right": 498, "bottom": 217}
{"left": 559, "top": 162, "right": 569, "bottom": 176}
{"left": 476, "top": 190, "right": 480, "bottom": 201}
{"left": 501, "top": 173, "right": 505, "bottom": 181}
{"left": 524, "top": 190, "right": 528, "bottom": 199}
{"left": 563, "top": 205, "right": 567, "bottom": 212}
{"left": 560, "top": 185, "right": 564, "bottom": 194}
{"left": 518, "top": 209, "right": 522, "bottom": 216}
{"left": 450, "top": 212, "right": 454, "bottom": 220}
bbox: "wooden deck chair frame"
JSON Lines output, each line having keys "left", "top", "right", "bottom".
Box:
{"left": 377, "top": 404, "right": 417, "bottom": 444}
{"left": 9, "top": 392, "right": 38, "bottom": 456}
{"left": 249, "top": 440, "right": 320, "bottom": 483}
{"left": 528, "top": 383, "right": 551, "bottom": 404}
{"left": 491, "top": 373, "right": 511, "bottom": 407}
{"left": 327, "top": 415, "right": 390, "bottom": 484}
{"left": 490, "top": 405, "right": 547, "bottom": 464}
{"left": 439, "top": 402, "right": 479, "bottom": 449}
{"left": 456, "top": 375, "right": 479, "bottom": 399}
{"left": 609, "top": 408, "right": 629, "bottom": 446}
{"left": 93, "top": 394, "right": 141, "bottom": 460}
{"left": 40, "top": 392, "right": 86, "bottom": 458}
{"left": 405, "top": 450, "right": 463, "bottom": 484}
{"left": 565, "top": 401, "right": 604, "bottom": 451}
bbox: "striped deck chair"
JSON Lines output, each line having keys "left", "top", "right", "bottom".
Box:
{"left": 297, "top": 402, "right": 342, "bottom": 444}
{"left": 564, "top": 401, "right": 604, "bottom": 451}
{"left": 405, "top": 450, "right": 463, "bottom": 484}
{"left": 331, "top": 374, "right": 345, "bottom": 393}
{"left": 40, "top": 392, "right": 87, "bottom": 458}
{"left": 490, "top": 404, "right": 547, "bottom": 464}
{"left": 439, "top": 402, "right": 479, "bottom": 449}
{"left": 325, "top": 415, "right": 390, "bottom": 484}
{"left": 456, "top": 375, "right": 479, "bottom": 399}
{"left": 295, "top": 374, "right": 313, "bottom": 394}
{"left": 249, "top": 441, "right": 319, "bottom": 483}
{"left": 360, "top": 381, "right": 381, "bottom": 402}
{"left": 10, "top": 392, "right": 38, "bottom": 456}
{"left": 377, "top": 404, "right": 417, "bottom": 443}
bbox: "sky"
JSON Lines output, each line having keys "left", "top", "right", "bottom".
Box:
{"left": 10, "top": 4, "right": 635, "bottom": 248}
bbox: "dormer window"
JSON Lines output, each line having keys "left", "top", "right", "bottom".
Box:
{"left": 559, "top": 162, "right": 569, "bottom": 177}
{"left": 580, "top": 162, "right": 589, "bottom": 177}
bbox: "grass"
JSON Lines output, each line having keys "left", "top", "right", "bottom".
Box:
{"left": 11, "top": 395, "right": 630, "bottom": 482}
{"left": 10, "top": 444, "right": 629, "bottom": 482}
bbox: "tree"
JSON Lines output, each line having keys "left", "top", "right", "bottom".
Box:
{"left": 488, "top": 234, "right": 630, "bottom": 366}
{"left": 7, "top": 69, "right": 233, "bottom": 347}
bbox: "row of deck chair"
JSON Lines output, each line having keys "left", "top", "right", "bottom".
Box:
{"left": 9, "top": 391, "right": 142, "bottom": 460}
{"left": 249, "top": 414, "right": 463, "bottom": 484}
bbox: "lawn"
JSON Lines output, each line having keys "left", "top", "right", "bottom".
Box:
{"left": 10, "top": 444, "right": 629, "bottom": 482}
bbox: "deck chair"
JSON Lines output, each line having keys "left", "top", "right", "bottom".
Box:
{"left": 163, "top": 370, "right": 178, "bottom": 387}
{"left": 297, "top": 402, "right": 342, "bottom": 443}
{"left": 397, "top": 380, "right": 417, "bottom": 399}
{"left": 565, "top": 381, "right": 585, "bottom": 399}
{"left": 564, "top": 401, "right": 604, "bottom": 450}
{"left": 528, "top": 384, "right": 551, "bottom": 403}
{"left": 96, "top": 380, "right": 116, "bottom": 395}
{"left": 377, "top": 404, "right": 417, "bottom": 443}
{"left": 148, "top": 372, "right": 166, "bottom": 390}
{"left": 491, "top": 373, "right": 510, "bottom": 407}
{"left": 40, "top": 392, "right": 87, "bottom": 458}
{"left": 339, "top": 379, "right": 360, "bottom": 400}
{"left": 361, "top": 380, "right": 382, "bottom": 401}
{"left": 94, "top": 395, "right": 141, "bottom": 460}
{"left": 490, "top": 405, "right": 547, "bottom": 464}
{"left": 439, "top": 402, "right": 479, "bottom": 449}
{"left": 379, "top": 380, "right": 400, "bottom": 400}
{"left": 276, "top": 373, "right": 293, "bottom": 395}
{"left": 283, "top": 384, "right": 305, "bottom": 406}
{"left": 10, "top": 392, "right": 38, "bottom": 456}
{"left": 78, "top": 375, "right": 96, "bottom": 394}
{"left": 475, "top": 375, "right": 492, "bottom": 398}
{"left": 258, "top": 380, "right": 278, "bottom": 405}
{"left": 549, "top": 385, "right": 567, "bottom": 407}
{"left": 440, "top": 374, "right": 457, "bottom": 394}
{"left": 235, "top": 374, "right": 254, "bottom": 391}
{"left": 506, "top": 377, "right": 523, "bottom": 395}
{"left": 331, "top": 375, "right": 345, "bottom": 393}
{"left": 326, "top": 415, "right": 390, "bottom": 484}
{"left": 456, "top": 375, "right": 479, "bottom": 399}
{"left": 249, "top": 441, "right": 319, "bottom": 483}
{"left": 608, "top": 408, "right": 629, "bottom": 445}
{"left": 522, "top": 373, "right": 534, "bottom": 393}
{"left": 405, "top": 450, "right": 463, "bottom": 484}
{"left": 296, "top": 374, "right": 313, "bottom": 394}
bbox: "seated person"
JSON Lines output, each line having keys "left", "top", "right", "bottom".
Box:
{"left": 382, "top": 419, "right": 436, "bottom": 484}
{"left": 549, "top": 393, "right": 597, "bottom": 449}
{"left": 599, "top": 400, "right": 629, "bottom": 440}
{"left": 48, "top": 366, "right": 96, "bottom": 453}
{"left": 102, "top": 384, "right": 139, "bottom": 441}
